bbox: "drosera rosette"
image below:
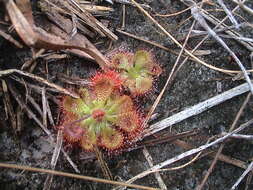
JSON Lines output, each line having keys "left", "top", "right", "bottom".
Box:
{"left": 59, "top": 70, "right": 143, "bottom": 153}
{"left": 108, "top": 49, "right": 162, "bottom": 95}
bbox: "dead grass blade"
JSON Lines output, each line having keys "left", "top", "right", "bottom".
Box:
{"left": 232, "top": 0, "right": 253, "bottom": 15}
{"left": 145, "top": 82, "right": 251, "bottom": 137}
{"left": 66, "top": 0, "right": 118, "bottom": 40}
{"left": 43, "top": 130, "right": 63, "bottom": 190}
{"left": 217, "top": 0, "right": 239, "bottom": 28}
{"left": 0, "top": 27, "right": 23, "bottom": 48}
{"left": 199, "top": 2, "right": 253, "bottom": 52}
{"left": 94, "top": 146, "right": 113, "bottom": 180}
{"left": 1, "top": 79, "right": 17, "bottom": 133}
{"left": 189, "top": 0, "right": 253, "bottom": 94}
{"left": 172, "top": 140, "right": 247, "bottom": 170}
{"left": 4, "top": 0, "right": 110, "bottom": 69}
{"left": 197, "top": 93, "right": 251, "bottom": 190}
{"left": 143, "top": 19, "right": 196, "bottom": 129}
{"left": 42, "top": 87, "right": 47, "bottom": 128}
{"left": 129, "top": 0, "right": 253, "bottom": 74}
{"left": 231, "top": 161, "right": 253, "bottom": 190}
{"left": 143, "top": 147, "right": 167, "bottom": 190}
{"left": 118, "top": 118, "right": 253, "bottom": 187}
{"left": 224, "top": 133, "right": 253, "bottom": 140}
{"left": 0, "top": 69, "right": 79, "bottom": 98}
{"left": 0, "top": 163, "right": 158, "bottom": 190}
{"left": 7, "top": 82, "right": 80, "bottom": 173}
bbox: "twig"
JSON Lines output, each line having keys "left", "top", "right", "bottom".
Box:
{"left": 0, "top": 163, "right": 157, "bottom": 190}
{"left": 174, "top": 0, "right": 251, "bottom": 83}
{"left": 217, "top": 34, "right": 253, "bottom": 43}
{"left": 121, "top": 5, "right": 126, "bottom": 30}
{"left": 197, "top": 93, "right": 251, "bottom": 190}
{"left": 173, "top": 140, "right": 247, "bottom": 170}
{"left": 113, "top": 0, "right": 151, "bottom": 10}
{"left": 232, "top": 0, "right": 253, "bottom": 15}
{"left": 43, "top": 130, "right": 63, "bottom": 190}
{"left": 42, "top": 87, "right": 48, "bottom": 128}
{"left": 26, "top": 93, "right": 43, "bottom": 116}
{"left": 7, "top": 82, "right": 80, "bottom": 173}
{"left": 155, "top": 6, "right": 192, "bottom": 17}
{"left": 129, "top": 0, "right": 253, "bottom": 74}
{"left": 51, "top": 130, "right": 63, "bottom": 168}
{"left": 61, "top": 150, "right": 80, "bottom": 173}
{"left": 223, "top": 133, "right": 253, "bottom": 140}
{"left": 21, "top": 49, "right": 45, "bottom": 70}
{"left": 147, "top": 144, "right": 203, "bottom": 173}
{"left": 116, "top": 29, "right": 208, "bottom": 56}
{"left": 120, "top": 119, "right": 253, "bottom": 186}
{"left": 0, "top": 69, "right": 79, "bottom": 98}
{"left": 188, "top": 22, "right": 247, "bottom": 36}
{"left": 143, "top": 147, "right": 167, "bottom": 190}
{"left": 245, "top": 172, "right": 253, "bottom": 190}
{"left": 8, "top": 82, "right": 51, "bottom": 135}
{"left": 143, "top": 20, "right": 196, "bottom": 128}
{"left": 94, "top": 146, "right": 113, "bottom": 180}
{"left": 2, "top": 80, "right": 17, "bottom": 133}
{"left": 0, "top": 28, "right": 23, "bottom": 48}
{"left": 217, "top": 0, "right": 239, "bottom": 28}
{"left": 189, "top": 1, "right": 253, "bottom": 94}
{"left": 46, "top": 98, "right": 55, "bottom": 126}
{"left": 180, "top": 0, "right": 253, "bottom": 52}
{"left": 199, "top": 2, "right": 253, "bottom": 52}
{"left": 231, "top": 161, "right": 253, "bottom": 190}
{"left": 145, "top": 82, "right": 251, "bottom": 137}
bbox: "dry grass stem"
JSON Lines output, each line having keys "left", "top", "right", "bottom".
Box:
{"left": 26, "top": 94, "right": 43, "bottom": 116}
{"left": 120, "top": 119, "right": 253, "bottom": 186}
{"left": 121, "top": 4, "right": 126, "bottom": 30}
{"left": 0, "top": 163, "right": 158, "bottom": 190}
{"left": 223, "top": 133, "right": 253, "bottom": 140}
{"left": 0, "top": 28, "right": 23, "bottom": 48}
{"left": 197, "top": 93, "right": 252, "bottom": 190}
{"left": 94, "top": 146, "right": 113, "bottom": 180}
{"left": 189, "top": 1, "right": 253, "bottom": 94}
{"left": 116, "top": 29, "right": 209, "bottom": 57}
{"left": 231, "top": 161, "right": 253, "bottom": 190}
{"left": 1, "top": 80, "right": 17, "bottom": 133}
{"left": 113, "top": 0, "right": 151, "bottom": 10}
{"left": 1, "top": 0, "right": 253, "bottom": 188}
{"left": 155, "top": 6, "right": 192, "bottom": 17}
{"left": 200, "top": 5, "right": 253, "bottom": 52}
{"left": 130, "top": 0, "right": 253, "bottom": 74}
{"left": 245, "top": 172, "right": 253, "bottom": 190}
{"left": 217, "top": 0, "right": 239, "bottom": 28}
{"left": 173, "top": 140, "right": 247, "bottom": 170}
{"left": 6, "top": 83, "right": 80, "bottom": 173}
{"left": 145, "top": 82, "right": 251, "bottom": 137}
{"left": 43, "top": 130, "right": 63, "bottom": 190}
{"left": 232, "top": 0, "right": 253, "bottom": 15}
{"left": 143, "top": 20, "right": 196, "bottom": 128}
{"left": 0, "top": 69, "right": 79, "bottom": 98}
{"left": 42, "top": 87, "right": 48, "bottom": 128}
{"left": 143, "top": 147, "right": 168, "bottom": 190}
{"left": 46, "top": 99, "right": 55, "bottom": 126}
{"left": 21, "top": 49, "right": 45, "bottom": 70}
